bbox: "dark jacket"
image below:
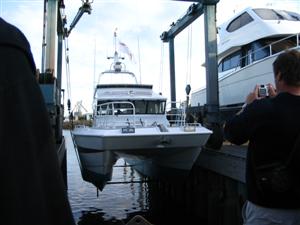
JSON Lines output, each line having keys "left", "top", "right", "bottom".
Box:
{"left": 0, "top": 18, "right": 75, "bottom": 225}
{"left": 224, "top": 92, "right": 300, "bottom": 208}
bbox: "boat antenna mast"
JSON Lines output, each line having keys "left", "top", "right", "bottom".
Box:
{"left": 107, "top": 29, "right": 124, "bottom": 72}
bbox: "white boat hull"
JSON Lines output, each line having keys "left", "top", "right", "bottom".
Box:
{"left": 118, "top": 147, "right": 202, "bottom": 179}
{"left": 191, "top": 55, "right": 278, "bottom": 107}
{"left": 72, "top": 126, "right": 211, "bottom": 182}
{"left": 73, "top": 126, "right": 211, "bottom": 150}
{"left": 191, "top": 47, "right": 300, "bottom": 107}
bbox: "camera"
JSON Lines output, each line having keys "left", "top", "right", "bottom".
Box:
{"left": 258, "top": 84, "right": 268, "bottom": 97}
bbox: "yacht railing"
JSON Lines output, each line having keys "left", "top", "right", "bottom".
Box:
{"left": 166, "top": 101, "right": 186, "bottom": 127}
{"left": 94, "top": 101, "right": 136, "bottom": 128}
{"left": 229, "top": 33, "right": 300, "bottom": 73}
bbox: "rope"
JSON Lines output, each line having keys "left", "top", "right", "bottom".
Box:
{"left": 186, "top": 25, "right": 193, "bottom": 86}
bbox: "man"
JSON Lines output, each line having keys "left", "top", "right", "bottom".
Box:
{"left": 224, "top": 49, "right": 300, "bottom": 225}
{"left": 0, "top": 18, "right": 75, "bottom": 225}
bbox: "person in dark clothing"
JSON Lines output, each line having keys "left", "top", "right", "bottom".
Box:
{"left": 0, "top": 18, "right": 75, "bottom": 225}
{"left": 224, "top": 49, "right": 300, "bottom": 225}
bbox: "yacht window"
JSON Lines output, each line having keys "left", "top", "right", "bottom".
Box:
{"left": 287, "top": 11, "right": 300, "bottom": 21}
{"left": 218, "top": 63, "right": 222, "bottom": 73}
{"left": 254, "top": 8, "right": 300, "bottom": 21}
{"left": 113, "top": 102, "right": 134, "bottom": 115}
{"left": 96, "top": 100, "right": 166, "bottom": 115}
{"left": 219, "top": 50, "right": 241, "bottom": 72}
{"left": 254, "top": 8, "right": 282, "bottom": 20}
{"left": 97, "top": 101, "right": 113, "bottom": 115}
{"left": 251, "top": 41, "right": 270, "bottom": 62}
{"left": 264, "top": 36, "right": 298, "bottom": 54}
{"left": 145, "top": 101, "right": 166, "bottom": 114}
{"left": 227, "top": 12, "right": 254, "bottom": 32}
{"left": 133, "top": 100, "right": 146, "bottom": 114}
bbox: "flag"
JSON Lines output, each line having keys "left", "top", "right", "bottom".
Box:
{"left": 118, "top": 41, "right": 134, "bottom": 62}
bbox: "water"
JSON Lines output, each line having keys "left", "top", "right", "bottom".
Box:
{"left": 65, "top": 130, "right": 202, "bottom": 225}
{"left": 65, "top": 130, "right": 148, "bottom": 223}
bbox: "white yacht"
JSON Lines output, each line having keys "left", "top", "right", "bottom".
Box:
{"left": 191, "top": 7, "right": 300, "bottom": 108}
{"left": 72, "top": 44, "right": 212, "bottom": 190}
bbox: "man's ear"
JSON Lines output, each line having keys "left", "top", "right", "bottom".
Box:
{"left": 275, "top": 71, "right": 282, "bottom": 81}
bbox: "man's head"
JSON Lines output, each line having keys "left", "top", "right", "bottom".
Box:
{"left": 273, "top": 49, "right": 300, "bottom": 91}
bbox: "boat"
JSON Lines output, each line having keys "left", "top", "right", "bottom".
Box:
{"left": 71, "top": 35, "right": 212, "bottom": 190}
{"left": 190, "top": 7, "right": 300, "bottom": 109}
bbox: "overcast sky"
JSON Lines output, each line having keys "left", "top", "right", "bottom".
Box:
{"left": 1, "top": 0, "right": 300, "bottom": 114}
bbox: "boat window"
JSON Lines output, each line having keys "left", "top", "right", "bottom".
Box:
{"left": 287, "top": 11, "right": 300, "bottom": 21}
{"left": 251, "top": 41, "right": 270, "bottom": 62}
{"left": 218, "top": 50, "right": 241, "bottom": 72}
{"left": 264, "top": 36, "right": 298, "bottom": 54}
{"left": 226, "top": 12, "right": 254, "bottom": 32}
{"left": 145, "top": 101, "right": 166, "bottom": 114}
{"left": 133, "top": 100, "right": 147, "bottom": 114}
{"left": 96, "top": 100, "right": 166, "bottom": 115}
{"left": 97, "top": 101, "right": 113, "bottom": 115}
{"left": 113, "top": 102, "right": 134, "bottom": 115}
{"left": 218, "top": 63, "right": 222, "bottom": 73}
{"left": 254, "top": 8, "right": 300, "bottom": 21}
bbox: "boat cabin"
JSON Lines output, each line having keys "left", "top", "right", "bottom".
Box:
{"left": 217, "top": 7, "right": 300, "bottom": 78}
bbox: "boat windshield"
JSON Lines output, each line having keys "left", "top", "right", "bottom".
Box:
{"left": 254, "top": 8, "right": 300, "bottom": 21}
{"left": 97, "top": 100, "right": 166, "bottom": 115}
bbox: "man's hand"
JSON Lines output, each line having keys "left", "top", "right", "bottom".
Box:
{"left": 245, "top": 85, "right": 260, "bottom": 105}
{"left": 267, "top": 83, "right": 277, "bottom": 97}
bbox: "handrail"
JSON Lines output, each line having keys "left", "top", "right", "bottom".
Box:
{"left": 192, "top": 33, "right": 300, "bottom": 93}
{"left": 94, "top": 101, "right": 136, "bottom": 128}
{"left": 245, "top": 33, "right": 299, "bottom": 66}
{"left": 223, "top": 33, "right": 300, "bottom": 74}
{"left": 166, "top": 101, "right": 186, "bottom": 127}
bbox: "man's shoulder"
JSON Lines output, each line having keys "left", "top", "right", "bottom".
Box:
{"left": 0, "top": 18, "right": 36, "bottom": 73}
{"left": 0, "top": 17, "right": 31, "bottom": 52}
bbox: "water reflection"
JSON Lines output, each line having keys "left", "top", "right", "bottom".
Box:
{"left": 65, "top": 130, "right": 149, "bottom": 224}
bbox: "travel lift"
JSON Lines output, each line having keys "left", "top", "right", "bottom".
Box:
{"left": 39, "top": 1, "right": 221, "bottom": 224}
{"left": 39, "top": 0, "right": 93, "bottom": 186}
{"left": 39, "top": 0, "right": 221, "bottom": 186}
{"left": 162, "top": 0, "right": 223, "bottom": 149}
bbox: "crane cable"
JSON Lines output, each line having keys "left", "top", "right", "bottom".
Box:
{"left": 186, "top": 24, "right": 192, "bottom": 86}
{"left": 64, "top": 37, "right": 72, "bottom": 115}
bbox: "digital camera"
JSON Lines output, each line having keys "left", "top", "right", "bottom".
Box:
{"left": 258, "top": 84, "right": 268, "bottom": 97}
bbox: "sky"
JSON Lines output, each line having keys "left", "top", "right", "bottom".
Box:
{"left": 1, "top": 0, "right": 300, "bottom": 115}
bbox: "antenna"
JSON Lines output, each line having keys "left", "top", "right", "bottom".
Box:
{"left": 114, "top": 28, "right": 118, "bottom": 53}
{"left": 93, "top": 36, "right": 97, "bottom": 89}
{"left": 137, "top": 36, "right": 142, "bottom": 84}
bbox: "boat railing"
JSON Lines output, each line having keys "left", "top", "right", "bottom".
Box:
{"left": 231, "top": 33, "right": 300, "bottom": 72}
{"left": 166, "top": 101, "right": 186, "bottom": 127}
{"left": 94, "top": 101, "right": 136, "bottom": 129}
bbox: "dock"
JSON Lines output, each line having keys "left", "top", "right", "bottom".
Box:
{"left": 148, "top": 144, "right": 247, "bottom": 225}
